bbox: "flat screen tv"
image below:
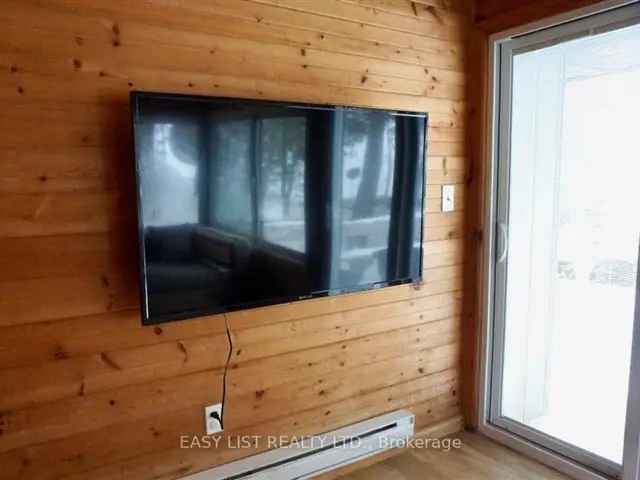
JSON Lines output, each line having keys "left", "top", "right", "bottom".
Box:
{"left": 131, "top": 92, "right": 427, "bottom": 324}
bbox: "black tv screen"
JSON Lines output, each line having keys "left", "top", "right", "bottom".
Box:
{"left": 132, "top": 92, "right": 426, "bottom": 324}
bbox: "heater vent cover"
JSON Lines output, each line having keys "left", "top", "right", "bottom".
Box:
{"left": 182, "top": 410, "right": 415, "bottom": 480}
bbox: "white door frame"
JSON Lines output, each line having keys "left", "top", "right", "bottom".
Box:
{"left": 477, "top": 1, "right": 640, "bottom": 479}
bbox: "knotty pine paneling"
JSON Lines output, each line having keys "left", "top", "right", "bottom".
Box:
{"left": 473, "top": 0, "right": 604, "bottom": 32}
{"left": 0, "top": 0, "right": 472, "bottom": 478}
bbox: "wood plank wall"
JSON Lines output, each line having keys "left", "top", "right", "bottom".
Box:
{"left": 473, "top": 0, "right": 604, "bottom": 32}
{"left": 0, "top": 1, "right": 472, "bottom": 478}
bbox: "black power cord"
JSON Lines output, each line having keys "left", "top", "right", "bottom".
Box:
{"left": 219, "top": 312, "right": 233, "bottom": 430}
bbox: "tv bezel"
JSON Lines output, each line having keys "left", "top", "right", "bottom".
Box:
{"left": 131, "top": 91, "right": 428, "bottom": 325}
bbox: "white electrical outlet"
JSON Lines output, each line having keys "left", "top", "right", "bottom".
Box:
{"left": 442, "top": 185, "right": 455, "bottom": 212}
{"left": 205, "top": 403, "right": 223, "bottom": 435}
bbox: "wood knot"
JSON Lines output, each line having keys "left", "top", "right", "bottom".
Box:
{"left": 177, "top": 341, "right": 188, "bottom": 358}
{"left": 465, "top": 174, "right": 473, "bottom": 187}
{"left": 54, "top": 346, "right": 69, "bottom": 360}
{"left": 426, "top": 5, "right": 444, "bottom": 24}
{"left": 101, "top": 352, "right": 122, "bottom": 370}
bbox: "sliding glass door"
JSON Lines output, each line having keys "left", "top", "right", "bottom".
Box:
{"left": 491, "top": 4, "right": 640, "bottom": 477}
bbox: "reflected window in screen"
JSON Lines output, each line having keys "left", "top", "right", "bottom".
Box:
{"left": 259, "top": 117, "right": 307, "bottom": 252}
{"left": 209, "top": 119, "right": 253, "bottom": 236}
{"left": 141, "top": 122, "right": 200, "bottom": 227}
{"left": 339, "top": 110, "right": 396, "bottom": 285}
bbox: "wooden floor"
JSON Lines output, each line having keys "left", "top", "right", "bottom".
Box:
{"left": 338, "top": 431, "right": 571, "bottom": 480}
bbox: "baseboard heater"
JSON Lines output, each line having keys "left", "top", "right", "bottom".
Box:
{"left": 182, "top": 410, "right": 415, "bottom": 480}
